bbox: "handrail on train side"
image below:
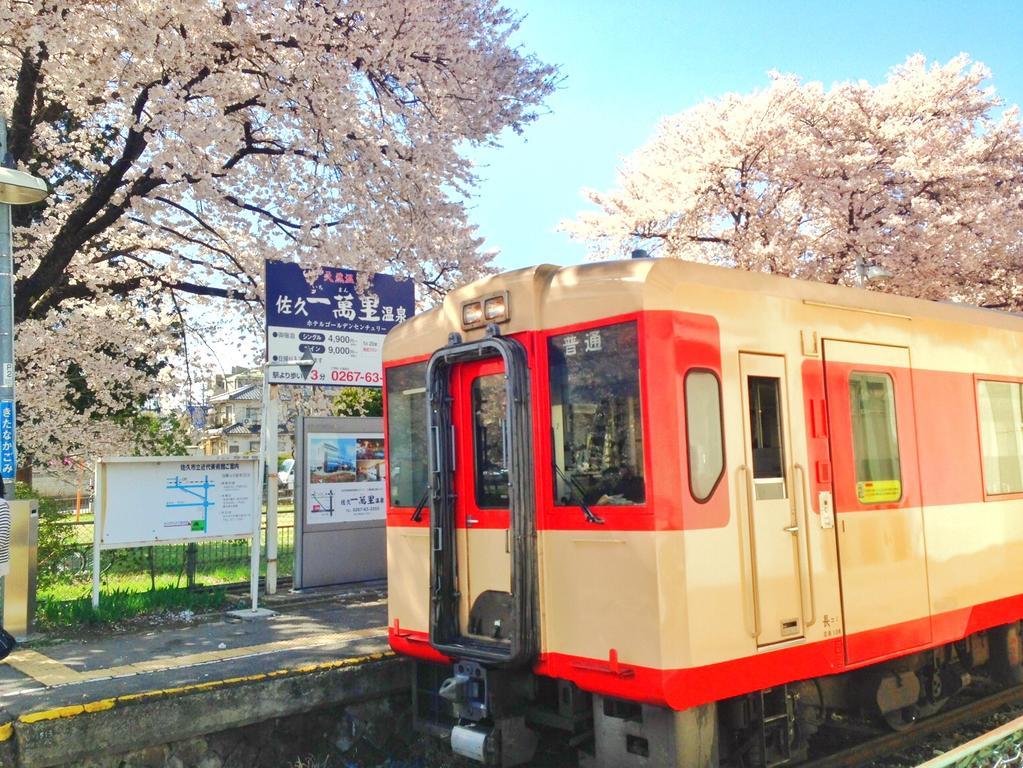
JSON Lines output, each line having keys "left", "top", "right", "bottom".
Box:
{"left": 793, "top": 463, "right": 816, "bottom": 627}
{"left": 736, "top": 465, "right": 760, "bottom": 640}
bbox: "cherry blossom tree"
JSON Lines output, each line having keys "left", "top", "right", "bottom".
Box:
{"left": 0, "top": 0, "right": 557, "bottom": 466}
{"left": 564, "top": 55, "right": 1023, "bottom": 307}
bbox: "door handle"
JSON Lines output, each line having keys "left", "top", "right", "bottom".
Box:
{"left": 466, "top": 517, "right": 479, "bottom": 526}
{"left": 784, "top": 525, "right": 799, "bottom": 533}
{"left": 737, "top": 465, "right": 759, "bottom": 639}
{"left": 793, "top": 463, "right": 816, "bottom": 627}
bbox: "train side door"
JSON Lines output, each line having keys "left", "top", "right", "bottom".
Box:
{"left": 822, "top": 340, "right": 931, "bottom": 665}
{"left": 451, "top": 357, "right": 513, "bottom": 644}
{"left": 738, "top": 353, "right": 805, "bottom": 646}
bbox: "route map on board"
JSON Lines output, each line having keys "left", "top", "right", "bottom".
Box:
{"left": 97, "top": 457, "right": 259, "bottom": 547}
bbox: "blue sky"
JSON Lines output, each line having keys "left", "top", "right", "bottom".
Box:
{"left": 468, "top": 0, "right": 1023, "bottom": 272}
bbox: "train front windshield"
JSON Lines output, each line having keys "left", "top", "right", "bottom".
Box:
{"left": 548, "top": 321, "right": 646, "bottom": 506}
{"left": 386, "top": 323, "right": 648, "bottom": 510}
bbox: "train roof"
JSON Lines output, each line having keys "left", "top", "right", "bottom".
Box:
{"left": 383, "top": 258, "right": 1023, "bottom": 362}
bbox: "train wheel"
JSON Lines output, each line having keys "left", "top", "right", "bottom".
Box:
{"left": 915, "top": 665, "right": 949, "bottom": 719}
{"left": 882, "top": 705, "right": 920, "bottom": 731}
{"left": 989, "top": 623, "right": 1023, "bottom": 685}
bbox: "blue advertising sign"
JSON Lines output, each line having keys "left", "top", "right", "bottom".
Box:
{"left": 264, "top": 261, "right": 415, "bottom": 386}
{"left": 0, "top": 399, "right": 15, "bottom": 481}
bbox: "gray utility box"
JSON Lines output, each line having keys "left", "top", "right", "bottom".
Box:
{"left": 4, "top": 499, "right": 38, "bottom": 639}
{"left": 294, "top": 416, "right": 386, "bottom": 589}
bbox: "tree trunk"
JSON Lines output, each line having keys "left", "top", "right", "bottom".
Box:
{"left": 15, "top": 461, "right": 31, "bottom": 490}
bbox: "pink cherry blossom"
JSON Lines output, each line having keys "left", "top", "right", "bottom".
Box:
{"left": 564, "top": 55, "right": 1023, "bottom": 307}
{"left": 0, "top": 0, "right": 557, "bottom": 468}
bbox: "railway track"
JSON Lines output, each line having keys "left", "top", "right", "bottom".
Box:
{"left": 801, "top": 683, "right": 1023, "bottom": 768}
{"left": 916, "top": 713, "right": 1023, "bottom": 768}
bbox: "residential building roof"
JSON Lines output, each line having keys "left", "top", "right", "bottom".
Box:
{"left": 209, "top": 385, "right": 261, "bottom": 403}
{"left": 219, "top": 422, "right": 293, "bottom": 436}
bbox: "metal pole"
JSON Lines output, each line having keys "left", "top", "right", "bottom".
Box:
{"left": 265, "top": 382, "right": 279, "bottom": 594}
{"left": 0, "top": 120, "right": 18, "bottom": 499}
{"left": 185, "top": 542, "right": 197, "bottom": 590}
{"left": 92, "top": 461, "right": 102, "bottom": 609}
{"left": 247, "top": 372, "right": 272, "bottom": 613}
{"left": 293, "top": 414, "right": 304, "bottom": 590}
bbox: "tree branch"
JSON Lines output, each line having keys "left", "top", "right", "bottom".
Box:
{"left": 9, "top": 43, "right": 47, "bottom": 166}
{"left": 15, "top": 84, "right": 161, "bottom": 319}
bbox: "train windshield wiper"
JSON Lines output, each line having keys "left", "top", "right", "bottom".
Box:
{"left": 410, "top": 486, "right": 430, "bottom": 522}
{"left": 552, "top": 461, "right": 604, "bottom": 525}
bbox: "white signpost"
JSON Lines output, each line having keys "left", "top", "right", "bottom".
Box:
{"left": 260, "top": 260, "right": 414, "bottom": 595}
{"left": 92, "top": 456, "right": 260, "bottom": 609}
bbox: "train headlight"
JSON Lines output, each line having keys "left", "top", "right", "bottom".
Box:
{"left": 484, "top": 294, "right": 508, "bottom": 322}
{"left": 461, "top": 293, "right": 510, "bottom": 330}
{"left": 462, "top": 301, "right": 484, "bottom": 328}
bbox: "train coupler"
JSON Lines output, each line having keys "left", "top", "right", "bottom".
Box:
{"left": 440, "top": 661, "right": 539, "bottom": 766}
{"left": 440, "top": 661, "right": 489, "bottom": 720}
{"left": 451, "top": 717, "right": 538, "bottom": 766}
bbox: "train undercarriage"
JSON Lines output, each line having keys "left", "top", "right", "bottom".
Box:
{"left": 413, "top": 621, "right": 1023, "bottom": 768}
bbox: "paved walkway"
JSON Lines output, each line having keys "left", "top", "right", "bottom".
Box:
{"left": 0, "top": 582, "right": 394, "bottom": 750}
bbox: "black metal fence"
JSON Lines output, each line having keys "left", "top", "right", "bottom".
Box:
{"left": 35, "top": 495, "right": 295, "bottom": 594}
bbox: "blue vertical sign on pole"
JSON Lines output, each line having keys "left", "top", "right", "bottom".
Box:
{"left": 0, "top": 399, "right": 15, "bottom": 482}
{"left": 264, "top": 261, "right": 415, "bottom": 386}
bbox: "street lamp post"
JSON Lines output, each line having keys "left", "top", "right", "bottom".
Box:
{"left": 0, "top": 119, "right": 49, "bottom": 500}
{"left": 854, "top": 255, "right": 893, "bottom": 289}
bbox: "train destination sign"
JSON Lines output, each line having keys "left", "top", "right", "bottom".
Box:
{"left": 265, "top": 260, "right": 415, "bottom": 386}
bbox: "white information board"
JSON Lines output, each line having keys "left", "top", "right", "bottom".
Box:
{"left": 96, "top": 456, "right": 259, "bottom": 548}
{"left": 305, "top": 432, "right": 386, "bottom": 525}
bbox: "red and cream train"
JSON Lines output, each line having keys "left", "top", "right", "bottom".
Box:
{"left": 383, "top": 258, "right": 1023, "bottom": 767}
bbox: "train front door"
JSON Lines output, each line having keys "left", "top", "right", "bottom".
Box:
{"left": 739, "top": 352, "right": 805, "bottom": 646}
{"left": 822, "top": 340, "right": 930, "bottom": 665}
{"left": 426, "top": 335, "right": 535, "bottom": 665}
{"left": 451, "top": 357, "right": 513, "bottom": 644}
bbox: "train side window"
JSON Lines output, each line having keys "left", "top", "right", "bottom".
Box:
{"left": 747, "top": 376, "right": 787, "bottom": 500}
{"left": 977, "top": 380, "right": 1023, "bottom": 495}
{"left": 549, "top": 321, "right": 646, "bottom": 506}
{"left": 684, "top": 370, "right": 724, "bottom": 501}
{"left": 385, "top": 361, "right": 429, "bottom": 507}
{"left": 848, "top": 372, "right": 903, "bottom": 504}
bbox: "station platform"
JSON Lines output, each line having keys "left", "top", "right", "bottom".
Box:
{"left": 0, "top": 582, "right": 408, "bottom": 767}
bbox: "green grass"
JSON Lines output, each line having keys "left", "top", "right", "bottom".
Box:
{"left": 37, "top": 584, "right": 232, "bottom": 630}
{"left": 38, "top": 550, "right": 295, "bottom": 597}
{"left": 34, "top": 542, "right": 296, "bottom": 630}
{"left": 21, "top": 482, "right": 300, "bottom": 631}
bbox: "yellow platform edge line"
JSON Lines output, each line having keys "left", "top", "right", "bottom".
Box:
{"left": 18, "top": 698, "right": 115, "bottom": 724}
{"left": 5, "top": 649, "right": 83, "bottom": 686}
{"left": 12, "top": 650, "right": 395, "bottom": 727}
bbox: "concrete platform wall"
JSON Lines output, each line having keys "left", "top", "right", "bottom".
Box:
{"left": 0, "top": 655, "right": 410, "bottom": 768}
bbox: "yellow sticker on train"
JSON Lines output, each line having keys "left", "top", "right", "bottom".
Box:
{"left": 856, "top": 480, "right": 902, "bottom": 504}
